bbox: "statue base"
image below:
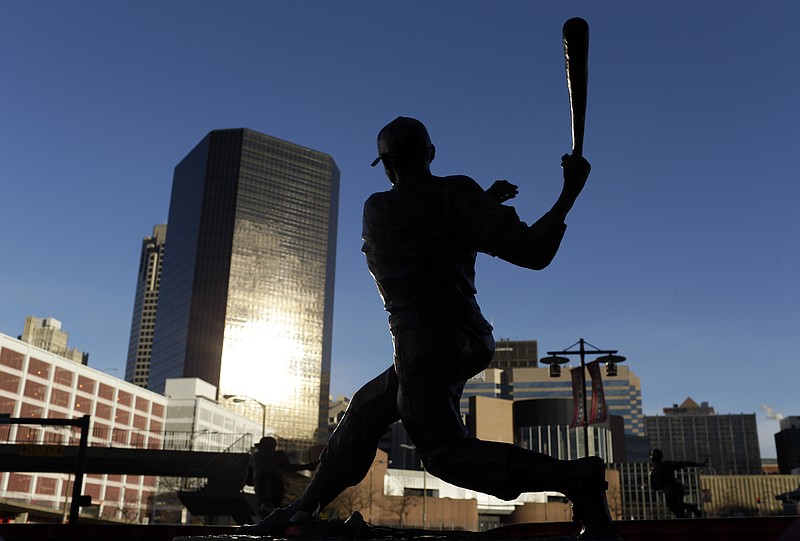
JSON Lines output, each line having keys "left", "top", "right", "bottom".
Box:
{"left": 173, "top": 512, "right": 591, "bottom": 541}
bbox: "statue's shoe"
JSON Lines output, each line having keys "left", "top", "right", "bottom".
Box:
{"left": 564, "top": 457, "right": 620, "bottom": 540}
{"left": 237, "top": 506, "right": 308, "bottom": 535}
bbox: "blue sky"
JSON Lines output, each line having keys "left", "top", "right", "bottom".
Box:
{"left": 1, "top": 2, "right": 797, "bottom": 457}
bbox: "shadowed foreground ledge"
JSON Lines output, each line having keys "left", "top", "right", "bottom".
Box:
{"left": 0, "top": 517, "right": 798, "bottom": 541}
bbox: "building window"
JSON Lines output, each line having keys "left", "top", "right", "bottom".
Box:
{"left": 54, "top": 367, "right": 74, "bottom": 387}
{"left": 35, "top": 476, "right": 58, "bottom": 496}
{"left": 0, "top": 371, "right": 20, "bottom": 393}
{"left": 77, "top": 376, "right": 96, "bottom": 394}
{"left": 0, "top": 397, "right": 16, "bottom": 418}
{"left": 104, "top": 485, "right": 121, "bottom": 501}
{"left": 16, "top": 426, "right": 40, "bottom": 442}
{"left": 92, "top": 423, "right": 111, "bottom": 444}
{"left": 111, "top": 429, "right": 129, "bottom": 446}
{"left": 27, "top": 358, "right": 51, "bottom": 380}
{"left": 117, "top": 390, "right": 132, "bottom": 407}
{"left": 0, "top": 348, "right": 24, "bottom": 371}
{"left": 98, "top": 383, "right": 115, "bottom": 401}
{"left": 85, "top": 483, "right": 102, "bottom": 501}
{"left": 19, "top": 402, "right": 44, "bottom": 418}
{"left": 7, "top": 473, "right": 32, "bottom": 492}
{"left": 135, "top": 397, "right": 149, "bottom": 413}
{"left": 115, "top": 409, "right": 130, "bottom": 425}
{"left": 74, "top": 397, "right": 93, "bottom": 413}
{"left": 96, "top": 403, "right": 113, "bottom": 420}
{"left": 23, "top": 380, "right": 47, "bottom": 401}
{"left": 50, "top": 389, "right": 70, "bottom": 408}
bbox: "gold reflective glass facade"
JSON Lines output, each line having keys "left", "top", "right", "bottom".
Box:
{"left": 149, "top": 129, "right": 338, "bottom": 445}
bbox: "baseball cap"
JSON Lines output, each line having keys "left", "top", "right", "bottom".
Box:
{"left": 370, "top": 117, "right": 431, "bottom": 167}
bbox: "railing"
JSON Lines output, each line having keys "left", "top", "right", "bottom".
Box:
{"left": 0, "top": 424, "right": 254, "bottom": 453}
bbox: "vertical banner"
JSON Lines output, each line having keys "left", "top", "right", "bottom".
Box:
{"left": 587, "top": 360, "right": 608, "bottom": 424}
{"left": 570, "top": 367, "right": 585, "bottom": 427}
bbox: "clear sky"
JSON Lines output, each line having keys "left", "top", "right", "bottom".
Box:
{"left": 1, "top": 2, "right": 797, "bottom": 458}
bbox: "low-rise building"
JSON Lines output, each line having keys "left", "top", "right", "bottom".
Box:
{"left": 0, "top": 332, "right": 263, "bottom": 523}
{"left": 0, "top": 333, "right": 165, "bottom": 522}
{"left": 701, "top": 474, "right": 800, "bottom": 517}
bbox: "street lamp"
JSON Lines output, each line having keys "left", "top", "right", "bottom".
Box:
{"left": 540, "top": 338, "right": 626, "bottom": 458}
{"left": 368, "top": 457, "right": 390, "bottom": 523}
{"left": 223, "top": 394, "right": 267, "bottom": 438}
{"left": 400, "top": 443, "right": 427, "bottom": 528}
{"left": 540, "top": 355, "right": 569, "bottom": 377}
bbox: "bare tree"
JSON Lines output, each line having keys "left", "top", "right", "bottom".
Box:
{"left": 283, "top": 471, "right": 315, "bottom": 507}
{"left": 329, "top": 483, "right": 375, "bottom": 519}
{"left": 117, "top": 497, "right": 142, "bottom": 523}
{"left": 606, "top": 487, "right": 624, "bottom": 520}
{"left": 378, "top": 493, "right": 419, "bottom": 528}
{"left": 150, "top": 476, "right": 204, "bottom": 524}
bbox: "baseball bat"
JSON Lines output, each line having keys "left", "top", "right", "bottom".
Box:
{"left": 562, "top": 17, "right": 589, "bottom": 158}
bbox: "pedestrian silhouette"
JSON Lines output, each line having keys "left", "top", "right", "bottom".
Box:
{"left": 649, "top": 449, "right": 705, "bottom": 518}
{"left": 246, "top": 436, "right": 318, "bottom": 517}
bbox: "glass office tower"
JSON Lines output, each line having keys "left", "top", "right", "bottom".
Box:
{"left": 149, "top": 128, "right": 339, "bottom": 445}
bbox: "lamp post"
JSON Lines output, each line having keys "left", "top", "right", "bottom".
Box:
{"left": 223, "top": 394, "right": 267, "bottom": 438}
{"left": 400, "top": 443, "right": 426, "bottom": 528}
{"left": 540, "top": 338, "right": 625, "bottom": 458}
{"left": 368, "top": 457, "right": 390, "bottom": 523}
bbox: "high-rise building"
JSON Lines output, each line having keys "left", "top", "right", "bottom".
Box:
{"left": 490, "top": 339, "right": 539, "bottom": 369}
{"left": 125, "top": 224, "right": 167, "bottom": 387}
{"left": 19, "top": 316, "right": 87, "bottom": 364}
{"left": 775, "top": 416, "right": 800, "bottom": 474}
{"left": 148, "top": 128, "right": 339, "bottom": 447}
{"left": 644, "top": 397, "right": 762, "bottom": 475}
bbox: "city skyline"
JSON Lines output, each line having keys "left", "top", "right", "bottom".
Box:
{"left": 1, "top": 2, "right": 797, "bottom": 458}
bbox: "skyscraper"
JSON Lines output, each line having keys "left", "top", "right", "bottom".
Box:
{"left": 148, "top": 128, "right": 339, "bottom": 446}
{"left": 644, "top": 398, "right": 762, "bottom": 474}
{"left": 775, "top": 416, "right": 800, "bottom": 474}
{"left": 125, "top": 224, "right": 167, "bottom": 387}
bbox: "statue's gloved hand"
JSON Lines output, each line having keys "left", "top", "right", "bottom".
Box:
{"left": 560, "top": 154, "right": 591, "bottom": 199}
{"left": 486, "top": 180, "right": 519, "bottom": 203}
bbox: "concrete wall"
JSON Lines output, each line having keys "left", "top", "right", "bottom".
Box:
{"left": 468, "top": 395, "right": 514, "bottom": 443}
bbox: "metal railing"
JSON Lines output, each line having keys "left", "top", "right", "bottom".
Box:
{"left": 0, "top": 424, "right": 254, "bottom": 453}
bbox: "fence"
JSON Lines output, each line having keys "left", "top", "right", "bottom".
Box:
{"left": 0, "top": 424, "right": 254, "bottom": 453}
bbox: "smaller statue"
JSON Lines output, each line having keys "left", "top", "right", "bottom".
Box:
{"left": 246, "top": 436, "right": 319, "bottom": 517}
{"left": 649, "top": 449, "right": 706, "bottom": 518}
